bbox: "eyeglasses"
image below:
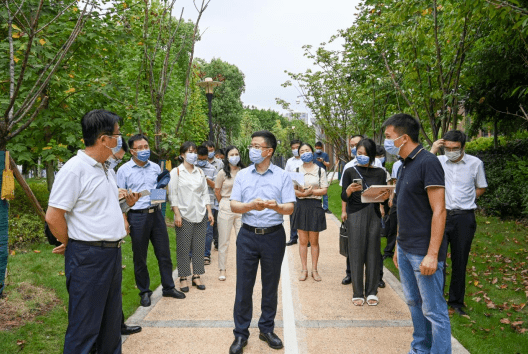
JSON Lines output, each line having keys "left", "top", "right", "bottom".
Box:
{"left": 247, "top": 145, "right": 270, "bottom": 150}
{"left": 131, "top": 146, "right": 149, "bottom": 151}
{"left": 444, "top": 148, "right": 461, "bottom": 152}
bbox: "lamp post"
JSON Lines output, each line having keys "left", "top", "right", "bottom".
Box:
{"left": 197, "top": 77, "right": 222, "bottom": 142}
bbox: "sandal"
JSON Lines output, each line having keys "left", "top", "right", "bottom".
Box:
{"left": 299, "top": 270, "right": 308, "bottom": 281}
{"left": 367, "top": 295, "right": 379, "bottom": 306}
{"left": 352, "top": 297, "right": 365, "bottom": 306}
{"left": 219, "top": 270, "right": 226, "bottom": 281}
{"left": 312, "top": 269, "right": 322, "bottom": 282}
{"left": 192, "top": 275, "right": 206, "bottom": 290}
{"left": 180, "top": 277, "right": 189, "bottom": 293}
{"left": 204, "top": 256, "right": 211, "bottom": 265}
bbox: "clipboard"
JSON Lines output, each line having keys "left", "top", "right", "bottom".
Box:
{"left": 360, "top": 185, "right": 395, "bottom": 203}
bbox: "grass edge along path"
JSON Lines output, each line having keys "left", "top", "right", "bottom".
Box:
{"left": 327, "top": 181, "right": 528, "bottom": 354}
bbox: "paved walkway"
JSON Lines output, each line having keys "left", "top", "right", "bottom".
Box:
{"left": 122, "top": 214, "right": 469, "bottom": 354}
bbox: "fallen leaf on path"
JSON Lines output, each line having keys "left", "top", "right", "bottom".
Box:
{"left": 512, "top": 321, "right": 524, "bottom": 326}
{"left": 58, "top": 271, "right": 65, "bottom": 276}
{"left": 500, "top": 318, "right": 511, "bottom": 324}
{"left": 492, "top": 277, "right": 498, "bottom": 284}
{"left": 34, "top": 250, "right": 41, "bottom": 253}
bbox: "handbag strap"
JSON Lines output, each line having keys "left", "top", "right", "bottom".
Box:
{"left": 352, "top": 166, "right": 369, "bottom": 189}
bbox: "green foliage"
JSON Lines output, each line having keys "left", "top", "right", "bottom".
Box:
{"left": 178, "top": 68, "right": 209, "bottom": 147}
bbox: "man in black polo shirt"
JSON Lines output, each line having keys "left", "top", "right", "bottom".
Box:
{"left": 383, "top": 114, "right": 451, "bottom": 354}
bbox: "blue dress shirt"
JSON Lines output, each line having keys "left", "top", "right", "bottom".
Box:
{"left": 116, "top": 159, "right": 161, "bottom": 210}
{"left": 231, "top": 163, "right": 296, "bottom": 227}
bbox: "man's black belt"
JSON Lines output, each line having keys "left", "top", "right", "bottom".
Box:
{"left": 447, "top": 209, "right": 474, "bottom": 216}
{"left": 242, "top": 223, "right": 282, "bottom": 235}
{"left": 70, "top": 239, "right": 122, "bottom": 248}
{"left": 129, "top": 205, "right": 161, "bottom": 214}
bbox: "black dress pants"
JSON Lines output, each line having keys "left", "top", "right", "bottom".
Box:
{"left": 383, "top": 204, "right": 398, "bottom": 258}
{"left": 443, "top": 211, "right": 477, "bottom": 308}
{"left": 128, "top": 209, "right": 175, "bottom": 296}
{"left": 233, "top": 225, "right": 286, "bottom": 340}
{"left": 64, "top": 241, "right": 122, "bottom": 354}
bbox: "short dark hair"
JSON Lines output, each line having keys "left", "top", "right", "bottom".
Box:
{"left": 357, "top": 138, "right": 377, "bottom": 166}
{"left": 443, "top": 130, "right": 466, "bottom": 149}
{"left": 290, "top": 139, "right": 302, "bottom": 147}
{"left": 203, "top": 140, "right": 215, "bottom": 149}
{"left": 128, "top": 134, "right": 149, "bottom": 149}
{"left": 197, "top": 145, "right": 209, "bottom": 156}
{"left": 215, "top": 149, "right": 224, "bottom": 155}
{"left": 350, "top": 134, "right": 364, "bottom": 140}
{"left": 223, "top": 145, "right": 245, "bottom": 179}
{"left": 121, "top": 137, "right": 129, "bottom": 153}
{"left": 81, "top": 109, "right": 122, "bottom": 147}
{"left": 298, "top": 142, "right": 314, "bottom": 155}
{"left": 180, "top": 141, "right": 197, "bottom": 155}
{"left": 252, "top": 130, "right": 277, "bottom": 156}
{"left": 315, "top": 141, "right": 323, "bottom": 147}
{"left": 375, "top": 145, "right": 386, "bottom": 157}
{"left": 382, "top": 113, "right": 420, "bottom": 143}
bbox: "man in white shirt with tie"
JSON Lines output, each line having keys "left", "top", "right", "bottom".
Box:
{"left": 431, "top": 130, "right": 487, "bottom": 316}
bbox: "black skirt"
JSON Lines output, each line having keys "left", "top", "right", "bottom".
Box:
{"left": 291, "top": 198, "right": 327, "bottom": 232}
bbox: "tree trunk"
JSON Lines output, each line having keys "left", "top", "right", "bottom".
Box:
{"left": 10, "top": 156, "right": 46, "bottom": 222}
{"left": 45, "top": 160, "right": 55, "bottom": 192}
{"left": 493, "top": 118, "right": 499, "bottom": 149}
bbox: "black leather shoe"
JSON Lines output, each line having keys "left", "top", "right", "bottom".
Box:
{"left": 452, "top": 307, "right": 468, "bottom": 316}
{"left": 162, "top": 288, "right": 186, "bottom": 299}
{"left": 286, "top": 239, "right": 297, "bottom": 246}
{"left": 121, "top": 324, "right": 142, "bottom": 335}
{"left": 140, "top": 293, "right": 151, "bottom": 307}
{"left": 378, "top": 280, "right": 386, "bottom": 288}
{"left": 229, "top": 337, "right": 247, "bottom": 354}
{"left": 180, "top": 277, "right": 189, "bottom": 293}
{"left": 259, "top": 332, "right": 283, "bottom": 349}
{"left": 192, "top": 275, "right": 206, "bottom": 290}
{"left": 342, "top": 275, "right": 352, "bottom": 285}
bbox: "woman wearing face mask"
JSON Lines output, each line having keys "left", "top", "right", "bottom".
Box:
{"left": 290, "top": 143, "right": 329, "bottom": 282}
{"left": 341, "top": 138, "right": 387, "bottom": 306}
{"left": 214, "top": 146, "right": 245, "bottom": 281}
{"left": 168, "top": 141, "right": 214, "bottom": 292}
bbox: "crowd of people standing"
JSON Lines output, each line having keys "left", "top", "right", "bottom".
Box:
{"left": 46, "top": 109, "right": 486, "bottom": 354}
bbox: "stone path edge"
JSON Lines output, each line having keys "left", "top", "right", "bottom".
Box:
{"left": 327, "top": 213, "right": 470, "bottom": 354}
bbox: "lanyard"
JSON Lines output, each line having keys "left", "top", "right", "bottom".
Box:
{"left": 352, "top": 166, "right": 370, "bottom": 189}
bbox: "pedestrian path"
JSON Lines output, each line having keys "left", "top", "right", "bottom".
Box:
{"left": 122, "top": 214, "right": 469, "bottom": 353}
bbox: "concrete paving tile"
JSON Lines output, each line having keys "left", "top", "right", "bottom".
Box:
{"left": 122, "top": 328, "right": 285, "bottom": 354}
{"left": 304, "top": 327, "right": 413, "bottom": 354}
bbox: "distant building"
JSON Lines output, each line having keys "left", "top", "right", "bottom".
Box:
{"left": 285, "top": 111, "right": 312, "bottom": 126}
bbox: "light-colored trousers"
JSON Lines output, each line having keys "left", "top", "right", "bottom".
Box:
{"left": 217, "top": 198, "right": 242, "bottom": 270}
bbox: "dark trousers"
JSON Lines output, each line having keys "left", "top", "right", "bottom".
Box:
{"left": 289, "top": 204, "right": 298, "bottom": 242}
{"left": 383, "top": 205, "right": 398, "bottom": 258}
{"left": 128, "top": 209, "right": 175, "bottom": 296}
{"left": 443, "top": 211, "right": 477, "bottom": 308}
{"left": 64, "top": 241, "right": 122, "bottom": 354}
{"left": 213, "top": 208, "right": 219, "bottom": 247}
{"left": 233, "top": 225, "right": 286, "bottom": 340}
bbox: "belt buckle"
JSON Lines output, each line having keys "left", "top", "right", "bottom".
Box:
{"left": 255, "top": 228, "right": 265, "bottom": 235}
{"left": 148, "top": 207, "right": 155, "bottom": 214}
{"left": 117, "top": 241, "right": 122, "bottom": 248}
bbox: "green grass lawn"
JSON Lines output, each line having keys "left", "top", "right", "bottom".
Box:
{"left": 1, "top": 202, "right": 177, "bottom": 353}
{"left": 328, "top": 181, "right": 528, "bottom": 354}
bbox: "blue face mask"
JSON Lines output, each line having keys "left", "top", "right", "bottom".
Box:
{"left": 112, "top": 137, "right": 122, "bottom": 154}
{"left": 315, "top": 149, "right": 322, "bottom": 154}
{"left": 351, "top": 147, "right": 357, "bottom": 156}
{"left": 136, "top": 149, "right": 150, "bottom": 162}
{"left": 208, "top": 151, "right": 215, "bottom": 159}
{"left": 356, "top": 154, "right": 370, "bottom": 166}
{"left": 229, "top": 155, "right": 240, "bottom": 166}
{"left": 249, "top": 148, "right": 265, "bottom": 164}
{"left": 301, "top": 152, "right": 313, "bottom": 163}
{"left": 379, "top": 157, "right": 386, "bottom": 164}
{"left": 384, "top": 135, "right": 405, "bottom": 155}
{"left": 196, "top": 159, "right": 207, "bottom": 167}
{"left": 185, "top": 152, "right": 197, "bottom": 165}
{"left": 292, "top": 149, "right": 299, "bottom": 157}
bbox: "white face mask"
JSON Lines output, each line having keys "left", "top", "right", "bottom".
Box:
{"left": 445, "top": 150, "right": 462, "bottom": 162}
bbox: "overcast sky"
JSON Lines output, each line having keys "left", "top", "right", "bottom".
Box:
{"left": 176, "top": 0, "right": 361, "bottom": 116}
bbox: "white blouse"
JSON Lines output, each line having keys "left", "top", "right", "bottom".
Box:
{"left": 168, "top": 165, "right": 210, "bottom": 223}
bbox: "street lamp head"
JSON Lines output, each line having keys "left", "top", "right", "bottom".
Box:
{"left": 197, "top": 77, "right": 222, "bottom": 94}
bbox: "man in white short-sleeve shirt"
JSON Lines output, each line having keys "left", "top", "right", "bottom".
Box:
{"left": 431, "top": 130, "right": 487, "bottom": 316}
{"left": 46, "top": 110, "right": 125, "bottom": 354}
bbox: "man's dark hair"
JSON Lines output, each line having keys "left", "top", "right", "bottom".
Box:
{"left": 121, "top": 138, "right": 129, "bottom": 153}
{"left": 358, "top": 138, "right": 377, "bottom": 166}
{"left": 203, "top": 140, "right": 215, "bottom": 149}
{"left": 81, "top": 109, "right": 122, "bottom": 147}
{"left": 128, "top": 134, "right": 149, "bottom": 149}
{"left": 180, "top": 141, "right": 197, "bottom": 155}
{"left": 376, "top": 145, "right": 386, "bottom": 157}
{"left": 382, "top": 113, "right": 420, "bottom": 143}
{"left": 350, "top": 134, "right": 364, "bottom": 141}
{"left": 443, "top": 130, "right": 466, "bottom": 149}
{"left": 216, "top": 149, "right": 225, "bottom": 156}
{"left": 252, "top": 130, "right": 277, "bottom": 156}
{"left": 298, "top": 142, "right": 314, "bottom": 155}
{"left": 290, "top": 139, "right": 302, "bottom": 147}
{"left": 223, "top": 145, "right": 245, "bottom": 179}
{"left": 315, "top": 141, "right": 323, "bottom": 147}
{"left": 197, "top": 145, "right": 209, "bottom": 156}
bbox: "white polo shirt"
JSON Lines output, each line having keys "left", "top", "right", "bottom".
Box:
{"left": 285, "top": 156, "right": 304, "bottom": 172}
{"left": 48, "top": 150, "right": 126, "bottom": 241}
{"left": 438, "top": 153, "right": 487, "bottom": 210}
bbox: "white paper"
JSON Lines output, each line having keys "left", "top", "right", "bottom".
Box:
{"left": 288, "top": 172, "right": 305, "bottom": 186}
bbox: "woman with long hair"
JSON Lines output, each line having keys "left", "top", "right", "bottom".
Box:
{"left": 290, "top": 143, "right": 329, "bottom": 282}
{"left": 214, "top": 145, "right": 245, "bottom": 281}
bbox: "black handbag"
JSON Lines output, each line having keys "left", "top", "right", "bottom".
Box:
{"left": 339, "top": 222, "right": 348, "bottom": 257}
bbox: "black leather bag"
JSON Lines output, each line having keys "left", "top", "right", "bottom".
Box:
{"left": 339, "top": 222, "right": 348, "bottom": 257}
